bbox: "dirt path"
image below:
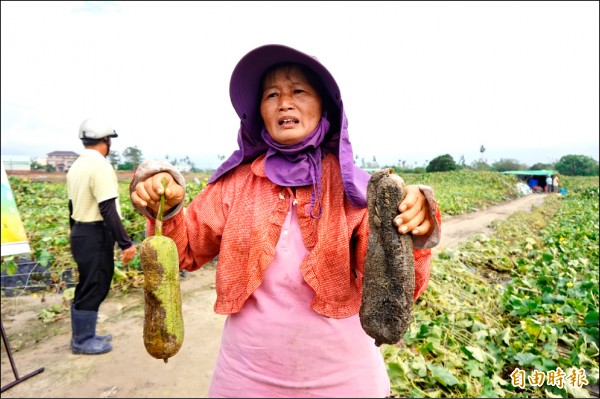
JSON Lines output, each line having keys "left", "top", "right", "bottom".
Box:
{"left": 433, "top": 193, "right": 549, "bottom": 253}
{"left": 0, "top": 194, "right": 549, "bottom": 398}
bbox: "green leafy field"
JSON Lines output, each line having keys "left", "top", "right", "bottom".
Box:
{"left": 384, "top": 180, "right": 599, "bottom": 398}
{"left": 2, "top": 171, "right": 598, "bottom": 398}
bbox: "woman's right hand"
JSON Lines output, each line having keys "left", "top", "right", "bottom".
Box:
{"left": 130, "top": 172, "right": 185, "bottom": 217}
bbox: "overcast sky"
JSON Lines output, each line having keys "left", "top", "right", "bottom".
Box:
{"left": 1, "top": 1, "right": 598, "bottom": 169}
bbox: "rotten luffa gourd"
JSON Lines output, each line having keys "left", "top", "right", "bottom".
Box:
{"left": 141, "top": 177, "right": 184, "bottom": 363}
{"left": 359, "top": 168, "right": 415, "bottom": 347}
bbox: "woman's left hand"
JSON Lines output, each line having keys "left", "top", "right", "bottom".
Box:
{"left": 393, "top": 185, "right": 432, "bottom": 236}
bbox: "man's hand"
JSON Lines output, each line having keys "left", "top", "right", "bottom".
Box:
{"left": 121, "top": 245, "right": 137, "bottom": 265}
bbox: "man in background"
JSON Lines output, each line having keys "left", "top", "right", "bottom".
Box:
{"left": 545, "top": 175, "right": 553, "bottom": 193}
{"left": 67, "top": 117, "right": 137, "bottom": 355}
{"left": 552, "top": 174, "right": 560, "bottom": 193}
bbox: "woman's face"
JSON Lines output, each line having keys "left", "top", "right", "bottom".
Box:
{"left": 260, "top": 65, "right": 323, "bottom": 145}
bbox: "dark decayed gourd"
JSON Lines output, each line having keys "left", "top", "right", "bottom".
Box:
{"left": 359, "top": 168, "right": 415, "bottom": 347}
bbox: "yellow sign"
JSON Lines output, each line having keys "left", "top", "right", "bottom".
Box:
{"left": 1, "top": 160, "right": 31, "bottom": 256}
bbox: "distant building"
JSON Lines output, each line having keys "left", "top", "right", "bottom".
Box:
{"left": 47, "top": 151, "right": 79, "bottom": 172}
{"left": 1, "top": 155, "right": 31, "bottom": 171}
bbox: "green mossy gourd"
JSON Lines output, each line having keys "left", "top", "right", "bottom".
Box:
{"left": 141, "top": 178, "right": 184, "bottom": 363}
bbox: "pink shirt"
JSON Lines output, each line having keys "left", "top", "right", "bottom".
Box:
{"left": 209, "top": 200, "right": 390, "bottom": 398}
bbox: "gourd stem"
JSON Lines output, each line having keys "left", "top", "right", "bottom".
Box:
{"left": 155, "top": 177, "right": 167, "bottom": 237}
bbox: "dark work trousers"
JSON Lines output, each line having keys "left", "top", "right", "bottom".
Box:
{"left": 70, "top": 223, "right": 115, "bottom": 311}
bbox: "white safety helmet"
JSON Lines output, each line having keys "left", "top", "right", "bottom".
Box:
{"left": 79, "top": 117, "right": 118, "bottom": 140}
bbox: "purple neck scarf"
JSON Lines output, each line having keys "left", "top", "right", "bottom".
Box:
{"left": 261, "top": 115, "right": 330, "bottom": 218}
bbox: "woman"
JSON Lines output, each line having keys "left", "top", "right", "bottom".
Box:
{"left": 130, "top": 44, "right": 442, "bottom": 398}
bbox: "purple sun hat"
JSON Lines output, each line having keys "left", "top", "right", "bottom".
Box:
{"left": 230, "top": 44, "right": 342, "bottom": 134}
{"left": 209, "top": 44, "right": 370, "bottom": 208}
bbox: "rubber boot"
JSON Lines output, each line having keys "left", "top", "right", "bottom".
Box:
{"left": 70, "top": 307, "right": 112, "bottom": 355}
{"left": 96, "top": 333, "right": 113, "bottom": 342}
{"left": 70, "top": 304, "right": 112, "bottom": 342}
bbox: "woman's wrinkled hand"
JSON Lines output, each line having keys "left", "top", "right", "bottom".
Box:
{"left": 393, "top": 185, "right": 432, "bottom": 236}
{"left": 130, "top": 172, "right": 185, "bottom": 217}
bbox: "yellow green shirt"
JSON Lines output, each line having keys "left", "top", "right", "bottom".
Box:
{"left": 67, "top": 149, "right": 121, "bottom": 222}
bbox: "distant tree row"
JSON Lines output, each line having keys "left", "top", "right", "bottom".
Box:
{"left": 31, "top": 146, "right": 597, "bottom": 177}
{"left": 31, "top": 147, "right": 146, "bottom": 172}
{"left": 396, "top": 153, "right": 599, "bottom": 176}
{"left": 108, "top": 146, "right": 206, "bottom": 172}
{"left": 31, "top": 146, "right": 211, "bottom": 173}
{"left": 111, "top": 148, "right": 598, "bottom": 176}
{"left": 108, "top": 146, "right": 144, "bottom": 170}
